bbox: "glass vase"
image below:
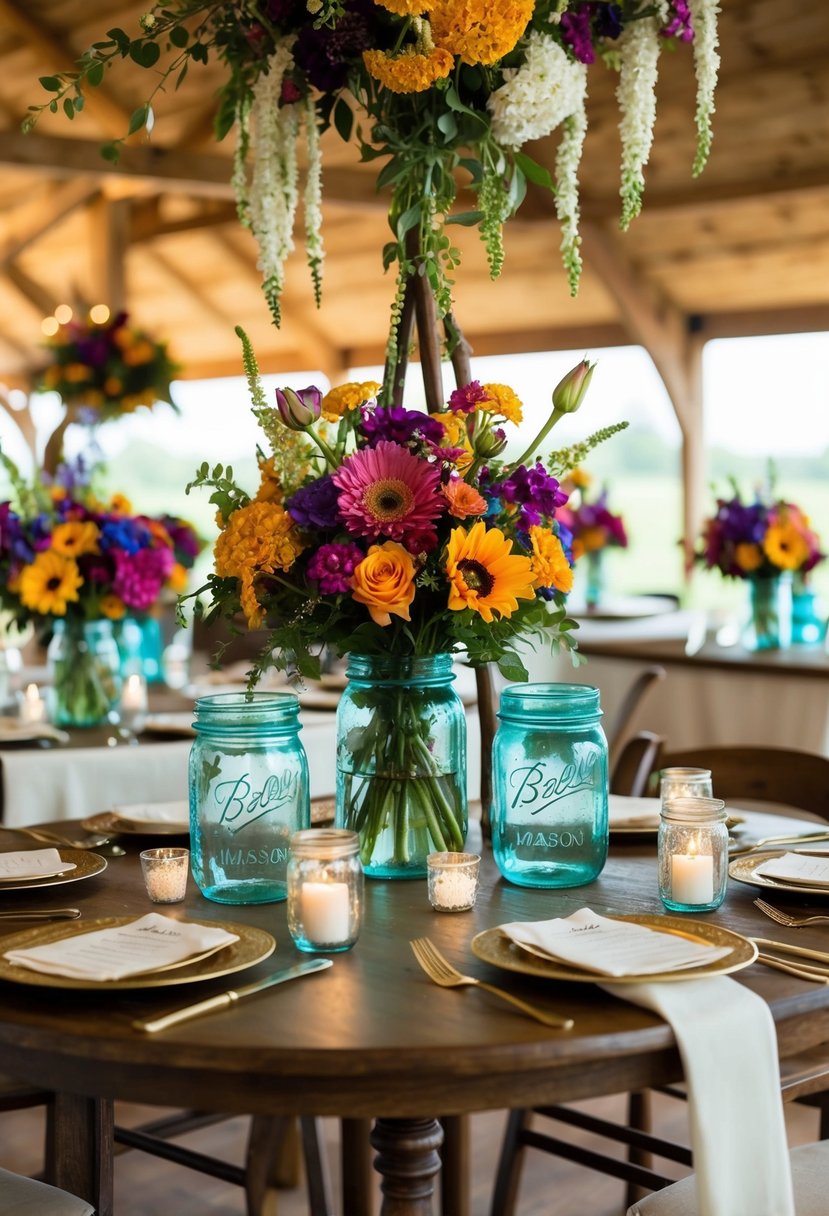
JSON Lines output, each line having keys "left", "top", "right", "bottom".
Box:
{"left": 47, "top": 618, "right": 122, "bottom": 727}
{"left": 585, "top": 549, "right": 604, "bottom": 609}
{"left": 335, "top": 653, "right": 467, "bottom": 880}
{"left": 791, "top": 576, "right": 827, "bottom": 646}
{"left": 743, "top": 573, "right": 792, "bottom": 651}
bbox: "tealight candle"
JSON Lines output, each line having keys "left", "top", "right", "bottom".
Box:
{"left": 121, "top": 673, "right": 148, "bottom": 712}
{"left": 427, "top": 852, "right": 481, "bottom": 912}
{"left": 670, "top": 847, "right": 714, "bottom": 905}
{"left": 19, "top": 682, "right": 46, "bottom": 725}
{"left": 140, "top": 847, "right": 189, "bottom": 904}
{"left": 287, "top": 829, "right": 363, "bottom": 953}
{"left": 300, "top": 881, "right": 350, "bottom": 943}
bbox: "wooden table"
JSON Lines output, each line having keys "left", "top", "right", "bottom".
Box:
{"left": 0, "top": 811, "right": 828, "bottom": 1215}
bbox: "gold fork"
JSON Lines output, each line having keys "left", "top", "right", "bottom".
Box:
{"left": 753, "top": 899, "right": 829, "bottom": 928}
{"left": 409, "top": 937, "right": 574, "bottom": 1030}
{"left": 0, "top": 824, "right": 110, "bottom": 850}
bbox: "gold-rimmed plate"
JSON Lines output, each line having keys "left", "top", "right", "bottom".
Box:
{"left": 612, "top": 813, "right": 746, "bottom": 839}
{"left": 0, "top": 849, "right": 106, "bottom": 892}
{"left": 470, "top": 914, "right": 757, "bottom": 984}
{"left": 81, "top": 811, "right": 189, "bottom": 838}
{"left": 729, "top": 851, "right": 829, "bottom": 898}
{"left": 0, "top": 917, "right": 275, "bottom": 990}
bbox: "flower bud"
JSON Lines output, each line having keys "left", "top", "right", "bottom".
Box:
{"left": 552, "top": 359, "right": 595, "bottom": 415}
{"left": 275, "top": 385, "right": 322, "bottom": 430}
{"left": 473, "top": 422, "right": 507, "bottom": 459}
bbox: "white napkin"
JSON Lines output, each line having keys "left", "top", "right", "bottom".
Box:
{"left": 0, "top": 848, "right": 76, "bottom": 881}
{"left": 113, "top": 800, "right": 190, "bottom": 829}
{"left": 4, "top": 912, "right": 238, "bottom": 980}
{"left": 0, "top": 716, "right": 69, "bottom": 744}
{"left": 605, "top": 976, "right": 795, "bottom": 1216}
{"left": 608, "top": 795, "right": 661, "bottom": 830}
{"left": 754, "top": 851, "right": 829, "bottom": 887}
{"left": 499, "top": 908, "right": 731, "bottom": 977}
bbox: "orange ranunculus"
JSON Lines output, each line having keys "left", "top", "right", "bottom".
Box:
{"left": 350, "top": 541, "right": 416, "bottom": 626}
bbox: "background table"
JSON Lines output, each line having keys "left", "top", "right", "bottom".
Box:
{"left": 0, "top": 809, "right": 826, "bottom": 1215}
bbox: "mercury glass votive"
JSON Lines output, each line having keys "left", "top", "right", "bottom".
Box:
{"left": 140, "top": 847, "right": 190, "bottom": 904}
{"left": 658, "top": 797, "right": 728, "bottom": 913}
{"left": 427, "top": 852, "right": 481, "bottom": 912}
{"left": 660, "top": 766, "right": 713, "bottom": 808}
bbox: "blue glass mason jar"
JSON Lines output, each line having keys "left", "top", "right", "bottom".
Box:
{"left": 491, "top": 683, "right": 608, "bottom": 888}
{"left": 189, "top": 691, "right": 310, "bottom": 904}
{"left": 47, "top": 617, "right": 122, "bottom": 727}
{"left": 335, "top": 653, "right": 467, "bottom": 879}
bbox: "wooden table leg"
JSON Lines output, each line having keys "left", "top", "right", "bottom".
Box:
{"left": 371, "top": 1117, "right": 443, "bottom": 1216}
{"left": 49, "top": 1092, "right": 114, "bottom": 1216}
{"left": 342, "top": 1117, "right": 374, "bottom": 1216}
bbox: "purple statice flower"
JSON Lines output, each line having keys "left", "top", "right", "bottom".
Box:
{"left": 99, "top": 516, "right": 150, "bottom": 555}
{"left": 294, "top": 1, "right": 374, "bottom": 92}
{"left": 30, "top": 514, "right": 55, "bottom": 551}
{"left": 448, "top": 381, "right": 489, "bottom": 414}
{"left": 496, "top": 462, "right": 568, "bottom": 529}
{"left": 307, "top": 542, "right": 364, "bottom": 595}
{"left": 662, "top": 0, "right": 694, "bottom": 42}
{"left": 595, "top": 2, "right": 623, "bottom": 40}
{"left": 0, "top": 503, "right": 33, "bottom": 565}
{"left": 560, "top": 6, "right": 595, "bottom": 64}
{"left": 160, "top": 517, "right": 201, "bottom": 563}
{"left": 286, "top": 475, "right": 342, "bottom": 530}
{"left": 359, "top": 405, "right": 445, "bottom": 450}
{"left": 112, "top": 546, "right": 174, "bottom": 611}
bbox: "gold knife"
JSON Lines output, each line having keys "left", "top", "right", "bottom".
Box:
{"left": 750, "top": 938, "right": 829, "bottom": 967}
{"left": 133, "top": 958, "right": 333, "bottom": 1033}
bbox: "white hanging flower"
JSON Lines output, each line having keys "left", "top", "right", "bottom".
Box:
{"left": 555, "top": 96, "right": 588, "bottom": 297}
{"left": 689, "top": 0, "right": 721, "bottom": 176}
{"left": 304, "top": 93, "right": 325, "bottom": 306}
{"left": 616, "top": 11, "right": 664, "bottom": 230}
{"left": 487, "top": 32, "right": 586, "bottom": 151}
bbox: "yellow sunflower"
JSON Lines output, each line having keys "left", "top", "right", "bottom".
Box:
{"left": 528, "top": 526, "right": 573, "bottom": 595}
{"left": 51, "top": 520, "right": 100, "bottom": 559}
{"left": 763, "top": 522, "right": 809, "bottom": 570}
{"left": 445, "top": 521, "right": 535, "bottom": 622}
{"left": 18, "top": 551, "right": 83, "bottom": 616}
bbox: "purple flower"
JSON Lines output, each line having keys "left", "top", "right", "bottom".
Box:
{"left": 160, "top": 516, "right": 201, "bottom": 563}
{"left": 595, "top": 3, "right": 623, "bottom": 40}
{"left": 560, "top": 7, "right": 595, "bottom": 65}
{"left": 662, "top": 1, "right": 694, "bottom": 42}
{"left": 359, "top": 405, "right": 444, "bottom": 449}
{"left": 495, "top": 463, "right": 568, "bottom": 529}
{"left": 286, "top": 475, "right": 342, "bottom": 530}
{"left": 275, "top": 385, "right": 321, "bottom": 430}
{"left": 307, "top": 542, "right": 364, "bottom": 594}
{"left": 294, "top": 1, "right": 375, "bottom": 92}
{"left": 0, "top": 503, "right": 33, "bottom": 565}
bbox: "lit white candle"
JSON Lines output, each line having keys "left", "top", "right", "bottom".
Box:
{"left": 301, "top": 881, "right": 350, "bottom": 944}
{"left": 671, "top": 847, "right": 714, "bottom": 905}
{"left": 20, "top": 682, "right": 46, "bottom": 724}
{"left": 121, "top": 673, "right": 148, "bottom": 712}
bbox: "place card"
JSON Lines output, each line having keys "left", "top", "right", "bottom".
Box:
{"left": 4, "top": 912, "right": 239, "bottom": 980}
{"left": 754, "top": 852, "right": 829, "bottom": 887}
{"left": 0, "top": 848, "right": 76, "bottom": 881}
{"left": 498, "top": 907, "right": 732, "bottom": 977}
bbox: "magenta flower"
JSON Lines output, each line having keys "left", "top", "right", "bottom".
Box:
{"left": 448, "top": 381, "right": 488, "bottom": 414}
{"left": 275, "top": 385, "right": 322, "bottom": 430}
{"left": 331, "top": 440, "right": 443, "bottom": 542}
{"left": 307, "top": 542, "right": 364, "bottom": 594}
{"left": 113, "top": 546, "right": 174, "bottom": 611}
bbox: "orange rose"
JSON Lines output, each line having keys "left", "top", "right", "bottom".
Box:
{"left": 350, "top": 541, "right": 416, "bottom": 626}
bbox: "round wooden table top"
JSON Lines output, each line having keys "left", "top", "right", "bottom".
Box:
{"left": 0, "top": 810, "right": 826, "bottom": 1122}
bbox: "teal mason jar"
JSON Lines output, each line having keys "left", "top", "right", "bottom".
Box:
{"left": 335, "top": 653, "right": 467, "bottom": 879}
{"left": 189, "top": 692, "right": 310, "bottom": 904}
{"left": 491, "top": 683, "right": 608, "bottom": 888}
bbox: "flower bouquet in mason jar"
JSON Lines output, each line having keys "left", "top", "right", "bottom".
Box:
{"left": 557, "top": 469, "right": 628, "bottom": 607}
{"left": 0, "top": 456, "right": 192, "bottom": 725}
{"left": 186, "top": 336, "right": 625, "bottom": 875}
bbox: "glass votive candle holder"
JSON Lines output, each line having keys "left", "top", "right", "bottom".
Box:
{"left": 658, "top": 797, "right": 728, "bottom": 913}
{"left": 660, "top": 766, "right": 713, "bottom": 807}
{"left": 287, "top": 829, "right": 363, "bottom": 953}
{"left": 140, "top": 847, "right": 190, "bottom": 904}
{"left": 427, "top": 852, "right": 481, "bottom": 912}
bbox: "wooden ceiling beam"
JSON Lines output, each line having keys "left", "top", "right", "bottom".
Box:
{"left": 88, "top": 196, "right": 129, "bottom": 314}
{"left": 3, "top": 263, "right": 58, "bottom": 318}
{"left": 2, "top": 179, "right": 100, "bottom": 269}
{"left": 129, "top": 200, "right": 239, "bottom": 243}
{"left": 0, "top": 0, "right": 132, "bottom": 137}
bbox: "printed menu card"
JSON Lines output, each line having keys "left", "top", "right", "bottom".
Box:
{"left": 0, "top": 848, "right": 76, "bottom": 881}
{"left": 499, "top": 908, "right": 732, "bottom": 977}
{"left": 4, "top": 913, "right": 239, "bottom": 980}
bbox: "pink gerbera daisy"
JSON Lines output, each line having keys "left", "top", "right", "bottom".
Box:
{"left": 332, "top": 440, "right": 443, "bottom": 541}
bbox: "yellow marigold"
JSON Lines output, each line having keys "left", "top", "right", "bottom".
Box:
{"left": 734, "top": 542, "right": 763, "bottom": 573}
{"left": 431, "top": 411, "right": 473, "bottom": 470}
{"left": 442, "top": 479, "right": 487, "bottom": 519}
{"left": 429, "top": 0, "right": 533, "bottom": 65}
{"left": 51, "top": 520, "right": 100, "bottom": 559}
{"left": 166, "top": 562, "right": 188, "bottom": 594}
{"left": 321, "top": 380, "right": 381, "bottom": 423}
{"left": 214, "top": 501, "right": 305, "bottom": 629}
{"left": 363, "top": 47, "right": 454, "bottom": 94}
{"left": 374, "top": 0, "right": 434, "bottom": 12}
{"left": 100, "top": 594, "right": 127, "bottom": 621}
{"left": 255, "top": 455, "right": 284, "bottom": 505}
{"left": 104, "top": 376, "right": 122, "bottom": 397}
{"left": 568, "top": 467, "right": 592, "bottom": 489}
{"left": 480, "top": 383, "right": 523, "bottom": 425}
{"left": 529, "top": 526, "right": 573, "bottom": 595}
{"left": 763, "top": 523, "right": 809, "bottom": 571}
{"left": 579, "top": 526, "right": 607, "bottom": 554}
{"left": 123, "top": 340, "right": 155, "bottom": 366}
{"left": 64, "top": 363, "right": 91, "bottom": 384}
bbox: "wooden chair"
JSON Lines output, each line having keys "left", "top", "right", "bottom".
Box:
{"left": 0, "top": 1166, "right": 94, "bottom": 1215}
{"left": 626, "top": 1139, "right": 829, "bottom": 1215}
{"left": 488, "top": 743, "right": 829, "bottom": 1215}
{"left": 611, "top": 730, "right": 664, "bottom": 798}
{"left": 606, "top": 665, "right": 666, "bottom": 771}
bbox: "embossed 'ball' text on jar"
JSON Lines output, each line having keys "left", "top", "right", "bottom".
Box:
{"left": 189, "top": 692, "right": 311, "bottom": 904}
{"left": 491, "top": 683, "right": 609, "bottom": 888}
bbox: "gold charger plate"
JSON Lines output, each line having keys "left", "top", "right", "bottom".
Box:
{"left": 81, "top": 811, "right": 189, "bottom": 838}
{"left": 729, "top": 851, "right": 829, "bottom": 898}
{"left": 0, "top": 849, "right": 106, "bottom": 892}
{"left": 470, "top": 914, "right": 757, "bottom": 984}
{"left": 0, "top": 917, "right": 275, "bottom": 990}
